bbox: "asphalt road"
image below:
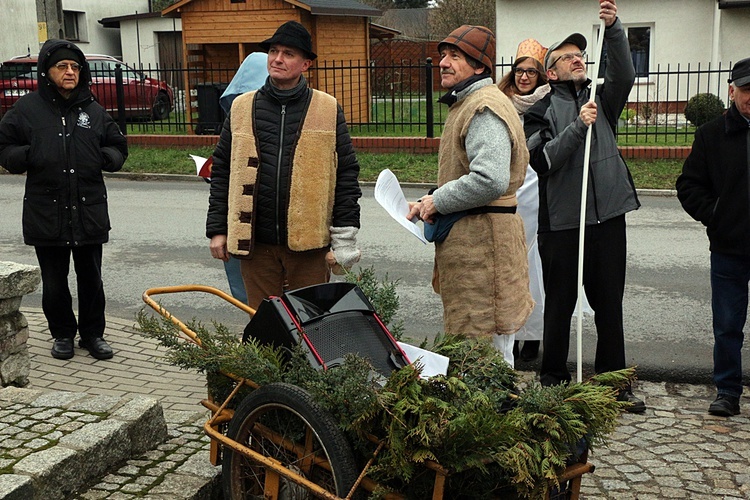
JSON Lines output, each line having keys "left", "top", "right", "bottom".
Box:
{"left": 1, "top": 173, "right": 746, "bottom": 384}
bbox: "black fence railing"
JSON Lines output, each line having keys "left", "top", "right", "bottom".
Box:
{"left": 0, "top": 59, "right": 734, "bottom": 143}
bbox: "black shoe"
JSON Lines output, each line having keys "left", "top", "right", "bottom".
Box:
{"left": 708, "top": 395, "right": 740, "bottom": 417}
{"left": 520, "top": 341, "right": 540, "bottom": 362}
{"left": 51, "top": 338, "right": 74, "bottom": 360}
{"left": 79, "top": 337, "right": 114, "bottom": 360}
{"left": 617, "top": 390, "right": 646, "bottom": 414}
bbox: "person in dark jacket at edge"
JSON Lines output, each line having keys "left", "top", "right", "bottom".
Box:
{"left": 676, "top": 57, "right": 750, "bottom": 418}
{"left": 0, "top": 39, "right": 127, "bottom": 360}
{"left": 206, "top": 21, "right": 362, "bottom": 311}
{"left": 524, "top": 0, "right": 645, "bottom": 413}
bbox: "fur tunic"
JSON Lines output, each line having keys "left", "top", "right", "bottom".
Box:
{"left": 434, "top": 83, "right": 533, "bottom": 337}
{"left": 226, "top": 89, "right": 338, "bottom": 255}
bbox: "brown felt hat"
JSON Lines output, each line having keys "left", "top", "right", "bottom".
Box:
{"left": 438, "top": 25, "right": 495, "bottom": 71}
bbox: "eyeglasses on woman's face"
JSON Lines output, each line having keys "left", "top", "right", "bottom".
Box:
{"left": 54, "top": 62, "right": 81, "bottom": 72}
{"left": 513, "top": 67, "right": 540, "bottom": 78}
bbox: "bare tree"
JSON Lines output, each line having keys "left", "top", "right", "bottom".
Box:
{"left": 430, "top": 0, "right": 495, "bottom": 39}
{"left": 360, "top": 0, "right": 428, "bottom": 9}
{"left": 151, "top": 0, "right": 179, "bottom": 12}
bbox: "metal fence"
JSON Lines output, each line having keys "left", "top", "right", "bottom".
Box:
{"left": 1, "top": 58, "right": 734, "bottom": 142}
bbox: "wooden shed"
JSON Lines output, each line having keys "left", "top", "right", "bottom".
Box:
{"left": 163, "top": 0, "right": 382, "bottom": 131}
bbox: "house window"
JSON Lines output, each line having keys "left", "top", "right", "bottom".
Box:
{"left": 597, "top": 25, "right": 652, "bottom": 78}
{"left": 63, "top": 11, "right": 86, "bottom": 42}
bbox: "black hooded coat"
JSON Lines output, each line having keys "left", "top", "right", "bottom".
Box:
{"left": 0, "top": 39, "right": 128, "bottom": 246}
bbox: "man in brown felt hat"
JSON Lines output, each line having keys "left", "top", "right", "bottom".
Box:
{"left": 677, "top": 56, "right": 750, "bottom": 417}
{"left": 407, "top": 25, "right": 533, "bottom": 367}
{"left": 524, "top": 0, "right": 645, "bottom": 413}
{"left": 206, "top": 21, "right": 362, "bottom": 310}
{"left": 0, "top": 39, "right": 127, "bottom": 361}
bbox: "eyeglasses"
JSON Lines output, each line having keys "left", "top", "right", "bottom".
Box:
{"left": 548, "top": 50, "right": 586, "bottom": 69}
{"left": 53, "top": 62, "right": 81, "bottom": 72}
{"left": 513, "top": 67, "right": 540, "bottom": 78}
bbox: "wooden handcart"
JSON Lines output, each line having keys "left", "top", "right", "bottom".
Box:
{"left": 142, "top": 284, "right": 594, "bottom": 500}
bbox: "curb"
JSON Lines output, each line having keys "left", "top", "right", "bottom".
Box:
{"left": 0, "top": 386, "right": 219, "bottom": 499}
{"left": 99, "top": 171, "right": 677, "bottom": 197}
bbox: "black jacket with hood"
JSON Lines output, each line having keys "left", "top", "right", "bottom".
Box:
{"left": 0, "top": 39, "right": 127, "bottom": 247}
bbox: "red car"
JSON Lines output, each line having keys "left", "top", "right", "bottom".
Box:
{"left": 0, "top": 54, "right": 173, "bottom": 120}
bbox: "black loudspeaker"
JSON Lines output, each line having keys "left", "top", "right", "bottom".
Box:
{"left": 243, "top": 282, "right": 409, "bottom": 376}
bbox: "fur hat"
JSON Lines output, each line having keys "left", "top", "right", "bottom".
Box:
{"left": 544, "top": 33, "right": 587, "bottom": 71}
{"left": 438, "top": 25, "right": 495, "bottom": 71}
{"left": 515, "top": 39, "right": 547, "bottom": 68}
{"left": 728, "top": 57, "right": 750, "bottom": 87}
{"left": 45, "top": 47, "right": 83, "bottom": 72}
{"left": 260, "top": 21, "right": 317, "bottom": 60}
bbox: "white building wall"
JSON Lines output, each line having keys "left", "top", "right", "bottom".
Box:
{"left": 718, "top": 8, "right": 750, "bottom": 66}
{"left": 495, "top": 0, "right": 746, "bottom": 105}
{"left": 62, "top": 0, "right": 149, "bottom": 57}
{"left": 495, "top": 0, "right": 716, "bottom": 65}
{"left": 0, "top": 1, "right": 41, "bottom": 61}
{"left": 119, "top": 17, "right": 182, "bottom": 68}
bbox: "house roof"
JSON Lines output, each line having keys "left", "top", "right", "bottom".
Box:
{"left": 163, "top": 0, "right": 381, "bottom": 17}
{"left": 98, "top": 12, "right": 163, "bottom": 29}
{"left": 718, "top": 0, "right": 750, "bottom": 7}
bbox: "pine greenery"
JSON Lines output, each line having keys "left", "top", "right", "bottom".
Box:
{"left": 137, "top": 269, "right": 631, "bottom": 498}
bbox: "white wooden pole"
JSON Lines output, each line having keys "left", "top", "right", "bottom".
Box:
{"left": 576, "top": 18, "right": 607, "bottom": 383}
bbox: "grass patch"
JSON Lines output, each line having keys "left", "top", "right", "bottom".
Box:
{"left": 627, "top": 158, "right": 682, "bottom": 190}
{"left": 124, "top": 146, "right": 683, "bottom": 190}
{"left": 124, "top": 146, "right": 215, "bottom": 175}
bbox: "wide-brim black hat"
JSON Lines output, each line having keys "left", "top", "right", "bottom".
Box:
{"left": 259, "top": 21, "right": 317, "bottom": 60}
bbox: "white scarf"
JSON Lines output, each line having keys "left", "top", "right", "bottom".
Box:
{"left": 511, "top": 83, "right": 551, "bottom": 116}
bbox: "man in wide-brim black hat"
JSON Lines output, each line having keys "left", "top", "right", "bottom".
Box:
{"left": 206, "top": 20, "right": 363, "bottom": 310}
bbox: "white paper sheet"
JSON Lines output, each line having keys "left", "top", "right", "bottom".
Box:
{"left": 374, "top": 169, "right": 427, "bottom": 244}
{"left": 190, "top": 154, "right": 211, "bottom": 178}
{"left": 397, "top": 341, "right": 449, "bottom": 378}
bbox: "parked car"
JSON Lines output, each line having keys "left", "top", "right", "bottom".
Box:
{"left": 0, "top": 54, "right": 173, "bottom": 120}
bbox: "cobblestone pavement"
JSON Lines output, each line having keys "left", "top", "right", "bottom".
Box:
{"left": 12, "top": 308, "right": 750, "bottom": 498}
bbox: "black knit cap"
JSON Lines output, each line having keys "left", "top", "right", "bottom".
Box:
{"left": 259, "top": 21, "right": 317, "bottom": 60}
{"left": 45, "top": 47, "right": 84, "bottom": 71}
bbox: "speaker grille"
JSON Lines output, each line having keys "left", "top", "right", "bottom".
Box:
{"left": 303, "top": 311, "right": 397, "bottom": 374}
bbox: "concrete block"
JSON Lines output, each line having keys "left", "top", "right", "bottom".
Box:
{"left": 13, "top": 446, "right": 78, "bottom": 499}
{"left": 59, "top": 419, "right": 132, "bottom": 478}
{"left": 0, "top": 262, "right": 41, "bottom": 300}
{"left": 111, "top": 396, "right": 168, "bottom": 455}
{"left": 0, "top": 348, "right": 30, "bottom": 387}
{"left": 0, "top": 386, "right": 44, "bottom": 404}
{"left": 0, "top": 297, "right": 22, "bottom": 317}
{"left": 31, "top": 391, "right": 88, "bottom": 408}
{"left": 0, "top": 474, "right": 34, "bottom": 500}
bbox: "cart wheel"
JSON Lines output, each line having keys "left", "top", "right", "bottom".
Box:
{"left": 222, "top": 382, "right": 361, "bottom": 499}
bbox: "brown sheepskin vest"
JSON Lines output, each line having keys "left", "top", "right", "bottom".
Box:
{"left": 226, "top": 89, "right": 338, "bottom": 256}
{"left": 434, "top": 84, "right": 534, "bottom": 337}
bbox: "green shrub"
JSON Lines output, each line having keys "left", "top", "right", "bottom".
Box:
{"left": 684, "top": 93, "right": 725, "bottom": 127}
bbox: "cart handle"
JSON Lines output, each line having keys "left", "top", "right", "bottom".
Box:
{"left": 142, "top": 284, "right": 256, "bottom": 346}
